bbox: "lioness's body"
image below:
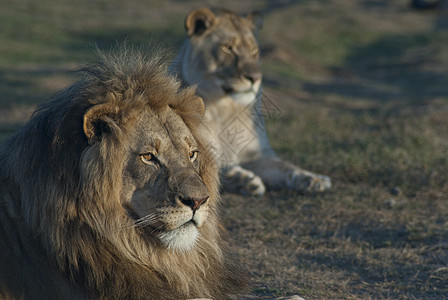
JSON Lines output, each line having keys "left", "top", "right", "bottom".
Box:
{"left": 170, "top": 8, "right": 331, "bottom": 195}
{"left": 0, "top": 49, "right": 246, "bottom": 299}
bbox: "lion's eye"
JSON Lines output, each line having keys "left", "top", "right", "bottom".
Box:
{"left": 189, "top": 150, "right": 199, "bottom": 162}
{"left": 220, "top": 43, "right": 232, "bottom": 54}
{"left": 140, "top": 153, "right": 154, "bottom": 164}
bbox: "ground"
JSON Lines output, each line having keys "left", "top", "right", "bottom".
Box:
{"left": 1, "top": 0, "right": 447, "bottom": 299}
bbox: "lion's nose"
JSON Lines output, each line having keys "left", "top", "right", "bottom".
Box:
{"left": 178, "top": 195, "right": 209, "bottom": 212}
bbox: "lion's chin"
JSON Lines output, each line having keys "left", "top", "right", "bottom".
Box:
{"left": 158, "top": 222, "right": 199, "bottom": 252}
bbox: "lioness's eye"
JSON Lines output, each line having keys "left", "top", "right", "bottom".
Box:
{"left": 251, "top": 47, "right": 259, "bottom": 56}
{"left": 220, "top": 43, "right": 232, "bottom": 54}
{"left": 140, "top": 153, "right": 154, "bottom": 164}
{"left": 189, "top": 150, "right": 199, "bottom": 162}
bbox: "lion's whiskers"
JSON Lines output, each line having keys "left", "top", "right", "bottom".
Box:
{"left": 121, "top": 212, "right": 160, "bottom": 230}
{"left": 133, "top": 213, "right": 159, "bottom": 227}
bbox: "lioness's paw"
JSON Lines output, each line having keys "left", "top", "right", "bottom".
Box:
{"left": 243, "top": 174, "right": 266, "bottom": 196}
{"left": 222, "top": 166, "right": 266, "bottom": 196}
{"left": 288, "top": 171, "right": 332, "bottom": 193}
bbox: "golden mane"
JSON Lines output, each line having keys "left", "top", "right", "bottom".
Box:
{"left": 0, "top": 48, "right": 246, "bottom": 299}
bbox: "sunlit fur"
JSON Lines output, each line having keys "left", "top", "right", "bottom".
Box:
{"left": 171, "top": 8, "right": 332, "bottom": 195}
{"left": 0, "top": 47, "right": 247, "bottom": 299}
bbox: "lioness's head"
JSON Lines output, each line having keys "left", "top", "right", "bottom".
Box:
{"left": 180, "top": 7, "right": 263, "bottom": 104}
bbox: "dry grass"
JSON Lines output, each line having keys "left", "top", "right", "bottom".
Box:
{"left": 1, "top": 0, "right": 447, "bottom": 299}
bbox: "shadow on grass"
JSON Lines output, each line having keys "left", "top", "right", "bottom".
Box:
{"left": 0, "top": 69, "right": 38, "bottom": 106}
{"left": 65, "top": 27, "right": 184, "bottom": 58}
{"left": 296, "top": 249, "right": 445, "bottom": 299}
{"left": 302, "top": 31, "right": 448, "bottom": 108}
{"left": 338, "top": 222, "right": 410, "bottom": 248}
{"left": 0, "top": 26, "right": 183, "bottom": 112}
{"left": 292, "top": 216, "right": 448, "bottom": 298}
{"left": 0, "top": 67, "right": 75, "bottom": 108}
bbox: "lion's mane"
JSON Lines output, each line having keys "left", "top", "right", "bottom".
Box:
{"left": 0, "top": 48, "right": 246, "bottom": 299}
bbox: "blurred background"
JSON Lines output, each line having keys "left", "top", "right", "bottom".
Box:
{"left": 1, "top": 0, "right": 447, "bottom": 299}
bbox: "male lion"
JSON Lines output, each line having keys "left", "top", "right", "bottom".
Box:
{"left": 0, "top": 49, "right": 246, "bottom": 299}
{"left": 170, "top": 8, "right": 332, "bottom": 196}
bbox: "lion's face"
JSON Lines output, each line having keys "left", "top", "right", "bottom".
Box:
{"left": 119, "top": 107, "right": 210, "bottom": 251}
{"left": 182, "top": 8, "right": 263, "bottom": 104}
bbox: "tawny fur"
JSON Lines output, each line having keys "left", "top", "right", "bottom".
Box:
{"left": 170, "top": 8, "right": 332, "bottom": 196}
{"left": 0, "top": 48, "right": 246, "bottom": 300}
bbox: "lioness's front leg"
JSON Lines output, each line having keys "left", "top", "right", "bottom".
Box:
{"left": 221, "top": 165, "right": 266, "bottom": 196}
{"left": 244, "top": 156, "right": 331, "bottom": 193}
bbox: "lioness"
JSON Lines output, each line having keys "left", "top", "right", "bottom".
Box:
{"left": 170, "top": 7, "right": 331, "bottom": 195}
{"left": 0, "top": 48, "right": 246, "bottom": 299}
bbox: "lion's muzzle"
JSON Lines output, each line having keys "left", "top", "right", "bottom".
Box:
{"left": 177, "top": 195, "right": 209, "bottom": 212}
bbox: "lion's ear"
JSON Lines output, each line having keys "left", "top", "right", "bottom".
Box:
{"left": 83, "top": 102, "right": 120, "bottom": 144}
{"left": 185, "top": 7, "right": 216, "bottom": 36}
{"left": 247, "top": 10, "right": 263, "bottom": 32}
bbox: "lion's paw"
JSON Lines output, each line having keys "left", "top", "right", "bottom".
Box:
{"left": 288, "top": 170, "right": 332, "bottom": 193}
{"left": 222, "top": 166, "right": 266, "bottom": 196}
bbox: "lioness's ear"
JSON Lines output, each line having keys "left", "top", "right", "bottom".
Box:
{"left": 83, "top": 102, "right": 120, "bottom": 144}
{"left": 247, "top": 10, "right": 263, "bottom": 32}
{"left": 191, "top": 96, "right": 205, "bottom": 117}
{"left": 185, "top": 7, "right": 216, "bottom": 36}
